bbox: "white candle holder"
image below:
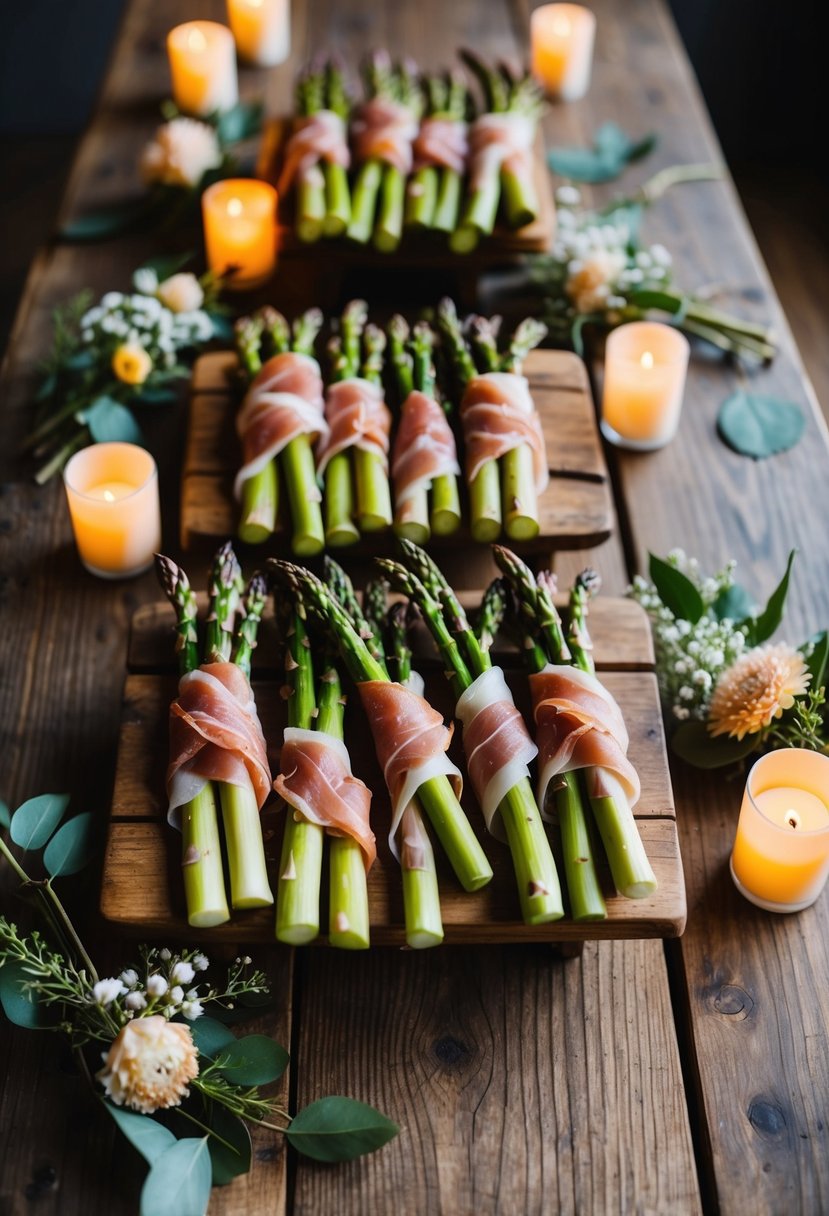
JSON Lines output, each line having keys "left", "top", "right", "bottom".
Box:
{"left": 600, "top": 321, "right": 690, "bottom": 451}
{"left": 63, "top": 443, "right": 161, "bottom": 579}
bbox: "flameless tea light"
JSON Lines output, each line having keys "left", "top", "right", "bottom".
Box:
{"left": 530, "top": 4, "right": 596, "bottom": 101}
{"left": 167, "top": 21, "right": 239, "bottom": 116}
{"left": 731, "top": 749, "right": 829, "bottom": 913}
{"left": 600, "top": 321, "right": 690, "bottom": 450}
{"left": 63, "top": 443, "right": 161, "bottom": 579}
{"left": 201, "top": 178, "right": 278, "bottom": 288}
{"left": 226, "top": 0, "right": 290, "bottom": 65}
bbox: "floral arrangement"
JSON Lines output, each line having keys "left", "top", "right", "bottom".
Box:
{"left": 0, "top": 792, "right": 396, "bottom": 1216}
{"left": 630, "top": 550, "right": 828, "bottom": 768}
{"left": 528, "top": 170, "right": 776, "bottom": 363}
{"left": 26, "top": 260, "right": 228, "bottom": 483}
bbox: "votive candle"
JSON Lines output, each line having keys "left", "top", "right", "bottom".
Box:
{"left": 202, "top": 178, "right": 278, "bottom": 288}
{"left": 167, "top": 21, "right": 239, "bottom": 117}
{"left": 227, "top": 0, "right": 290, "bottom": 66}
{"left": 531, "top": 4, "right": 597, "bottom": 101}
{"left": 64, "top": 443, "right": 161, "bottom": 579}
{"left": 601, "top": 321, "right": 690, "bottom": 450}
{"left": 731, "top": 749, "right": 829, "bottom": 913}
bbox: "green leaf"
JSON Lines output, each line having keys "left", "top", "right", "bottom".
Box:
{"left": 43, "top": 812, "right": 96, "bottom": 877}
{"left": 216, "top": 1034, "right": 288, "bottom": 1086}
{"left": 0, "top": 801, "right": 10, "bottom": 831}
{"left": 189, "top": 1016, "right": 236, "bottom": 1060}
{"left": 0, "top": 962, "right": 54, "bottom": 1028}
{"left": 741, "top": 549, "right": 795, "bottom": 645}
{"left": 717, "top": 391, "right": 805, "bottom": 459}
{"left": 82, "top": 397, "right": 143, "bottom": 445}
{"left": 207, "top": 1106, "right": 252, "bottom": 1186}
{"left": 711, "top": 583, "right": 755, "bottom": 622}
{"left": 104, "top": 1103, "right": 177, "bottom": 1166}
{"left": 548, "top": 122, "right": 657, "bottom": 184}
{"left": 670, "top": 720, "right": 757, "bottom": 769}
{"left": 59, "top": 197, "right": 152, "bottom": 243}
{"left": 139, "top": 252, "right": 194, "bottom": 282}
{"left": 802, "top": 630, "right": 829, "bottom": 692}
{"left": 140, "top": 1137, "right": 212, "bottom": 1216}
{"left": 10, "top": 793, "right": 70, "bottom": 850}
{"left": 648, "top": 554, "right": 705, "bottom": 623}
{"left": 627, "top": 288, "right": 684, "bottom": 315}
{"left": 286, "top": 1097, "right": 399, "bottom": 1163}
{"left": 215, "top": 100, "right": 263, "bottom": 146}
{"left": 132, "top": 387, "right": 179, "bottom": 406}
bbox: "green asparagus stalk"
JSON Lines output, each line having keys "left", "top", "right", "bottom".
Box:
{"left": 379, "top": 541, "right": 563, "bottom": 924}
{"left": 355, "top": 323, "right": 393, "bottom": 532}
{"left": 323, "top": 300, "right": 365, "bottom": 548}
{"left": 406, "top": 75, "right": 445, "bottom": 229}
{"left": 235, "top": 315, "right": 279, "bottom": 545}
{"left": 412, "top": 321, "right": 461, "bottom": 537}
{"left": 155, "top": 554, "right": 229, "bottom": 928}
{"left": 387, "top": 314, "right": 429, "bottom": 544}
{"left": 348, "top": 51, "right": 396, "bottom": 245}
{"left": 295, "top": 67, "right": 327, "bottom": 243}
{"left": 322, "top": 56, "right": 352, "bottom": 237}
{"left": 474, "top": 577, "right": 508, "bottom": 654}
{"left": 432, "top": 71, "right": 471, "bottom": 235}
{"left": 282, "top": 308, "right": 326, "bottom": 555}
{"left": 499, "top": 316, "right": 547, "bottom": 541}
{"left": 376, "top": 56, "right": 423, "bottom": 251}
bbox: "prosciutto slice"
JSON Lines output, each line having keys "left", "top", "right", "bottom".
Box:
{"left": 460, "top": 371, "right": 549, "bottom": 495}
{"left": 315, "top": 378, "right": 392, "bottom": 479}
{"left": 468, "top": 112, "right": 535, "bottom": 192}
{"left": 455, "top": 667, "right": 538, "bottom": 839}
{"left": 351, "top": 97, "right": 419, "bottom": 174}
{"left": 529, "top": 663, "right": 640, "bottom": 816}
{"left": 357, "top": 680, "right": 462, "bottom": 859}
{"left": 274, "top": 728, "right": 376, "bottom": 870}
{"left": 167, "top": 663, "right": 271, "bottom": 827}
{"left": 413, "top": 116, "right": 469, "bottom": 173}
{"left": 235, "top": 351, "right": 328, "bottom": 499}
{"left": 276, "top": 110, "right": 350, "bottom": 196}
{"left": 391, "top": 389, "right": 460, "bottom": 509}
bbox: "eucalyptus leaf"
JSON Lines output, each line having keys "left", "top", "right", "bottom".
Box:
{"left": 140, "top": 1137, "right": 212, "bottom": 1216}
{"left": 740, "top": 549, "right": 795, "bottom": 645}
{"left": 43, "top": 812, "right": 96, "bottom": 877}
{"left": 0, "top": 962, "right": 54, "bottom": 1029}
{"left": 104, "top": 1103, "right": 177, "bottom": 1166}
{"left": 802, "top": 631, "right": 829, "bottom": 692}
{"left": 139, "top": 252, "right": 194, "bottom": 282}
{"left": 83, "top": 398, "right": 143, "bottom": 445}
{"left": 36, "top": 373, "right": 58, "bottom": 402}
{"left": 9, "top": 792, "right": 70, "bottom": 850}
{"left": 216, "top": 1034, "right": 288, "bottom": 1086}
{"left": 548, "top": 122, "right": 657, "bottom": 184}
{"left": 189, "top": 1016, "right": 236, "bottom": 1060}
{"left": 205, "top": 312, "right": 234, "bottom": 342}
{"left": 717, "top": 391, "right": 805, "bottom": 459}
{"left": 0, "top": 801, "right": 10, "bottom": 831}
{"left": 215, "top": 100, "right": 263, "bottom": 146}
{"left": 286, "top": 1097, "right": 399, "bottom": 1163}
{"left": 711, "top": 583, "right": 754, "bottom": 622}
{"left": 59, "top": 197, "right": 152, "bottom": 243}
{"left": 207, "top": 1106, "right": 252, "bottom": 1186}
{"left": 648, "top": 553, "right": 705, "bottom": 623}
{"left": 670, "top": 720, "right": 757, "bottom": 769}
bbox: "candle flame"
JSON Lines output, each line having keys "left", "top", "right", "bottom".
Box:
{"left": 103, "top": 490, "right": 115, "bottom": 503}
{"left": 551, "top": 14, "right": 572, "bottom": 35}
{"left": 786, "top": 810, "right": 801, "bottom": 830}
{"left": 227, "top": 197, "right": 244, "bottom": 217}
{"left": 187, "top": 27, "right": 208, "bottom": 52}
{"left": 640, "top": 350, "right": 654, "bottom": 370}
{"left": 247, "top": 0, "right": 265, "bottom": 6}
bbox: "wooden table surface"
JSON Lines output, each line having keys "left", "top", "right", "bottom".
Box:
{"left": 1, "top": 2, "right": 827, "bottom": 1214}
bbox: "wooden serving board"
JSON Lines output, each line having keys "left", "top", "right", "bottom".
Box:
{"left": 101, "top": 594, "right": 686, "bottom": 944}
{"left": 257, "top": 117, "right": 556, "bottom": 257}
{"left": 181, "top": 349, "right": 613, "bottom": 556}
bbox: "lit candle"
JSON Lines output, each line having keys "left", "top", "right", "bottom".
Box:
{"left": 531, "top": 4, "right": 596, "bottom": 101}
{"left": 63, "top": 443, "right": 161, "bottom": 579}
{"left": 600, "top": 321, "right": 690, "bottom": 450}
{"left": 731, "top": 749, "right": 829, "bottom": 913}
{"left": 226, "top": 0, "right": 290, "bottom": 66}
{"left": 202, "top": 178, "right": 278, "bottom": 289}
{"left": 167, "top": 21, "right": 238, "bottom": 117}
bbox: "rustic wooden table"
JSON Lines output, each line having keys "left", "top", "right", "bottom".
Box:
{"left": 1, "top": 2, "right": 827, "bottom": 1214}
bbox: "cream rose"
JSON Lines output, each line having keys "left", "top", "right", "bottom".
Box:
{"left": 157, "top": 273, "right": 204, "bottom": 314}
{"left": 97, "top": 1015, "right": 199, "bottom": 1114}
{"left": 141, "top": 118, "right": 222, "bottom": 188}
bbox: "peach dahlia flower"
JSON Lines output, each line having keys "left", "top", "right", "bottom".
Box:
{"left": 97, "top": 1015, "right": 199, "bottom": 1114}
{"left": 707, "top": 643, "right": 810, "bottom": 741}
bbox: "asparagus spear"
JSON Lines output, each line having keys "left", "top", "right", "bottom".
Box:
{"left": 348, "top": 51, "right": 395, "bottom": 245}
{"left": 323, "top": 300, "right": 365, "bottom": 548}
{"left": 474, "top": 576, "right": 508, "bottom": 655}
{"left": 405, "top": 71, "right": 469, "bottom": 232}
{"left": 322, "top": 56, "right": 352, "bottom": 237}
{"left": 499, "top": 316, "right": 547, "bottom": 541}
{"left": 387, "top": 314, "right": 429, "bottom": 544}
{"left": 355, "top": 323, "right": 393, "bottom": 532}
{"left": 294, "top": 65, "right": 328, "bottom": 243}
{"left": 235, "top": 314, "right": 278, "bottom": 545}
{"left": 155, "top": 555, "right": 229, "bottom": 929}
{"left": 379, "top": 541, "right": 563, "bottom": 925}
{"left": 433, "top": 71, "right": 472, "bottom": 235}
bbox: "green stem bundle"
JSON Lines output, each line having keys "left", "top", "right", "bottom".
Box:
{"left": 293, "top": 59, "right": 352, "bottom": 242}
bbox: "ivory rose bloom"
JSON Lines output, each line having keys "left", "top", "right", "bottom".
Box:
{"left": 141, "top": 118, "right": 222, "bottom": 188}
{"left": 97, "top": 1015, "right": 199, "bottom": 1114}
{"left": 156, "top": 273, "right": 204, "bottom": 314}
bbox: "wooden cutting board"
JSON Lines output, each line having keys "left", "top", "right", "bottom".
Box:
{"left": 181, "top": 348, "right": 613, "bottom": 556}
{"left": 101, "top": 593, "right": 686, "bottom": 945}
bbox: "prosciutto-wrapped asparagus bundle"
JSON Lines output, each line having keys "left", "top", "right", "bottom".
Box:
{"left": 406, "top": 70, "right": 470, "bottom": 233}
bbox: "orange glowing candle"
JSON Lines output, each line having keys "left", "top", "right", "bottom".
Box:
{"left": 201, "top": 178, "right": 278, "bottom": 289}
{"left": 226, "top": 0, "right": 290, "bottom": 66}
{"left": 63, "top": 443, "right": 161, "bottom": 579}
{"left": 731, "top": 749, "right": 829, "bottom": 913}
{"left": 531, "top": 4, "right": 596, "bottom": 101}
{"left": 167, "top": 21, "right": 238, "bottom": 117}
{"left": 601, "top": 321, "right": 690, "bottom": 450}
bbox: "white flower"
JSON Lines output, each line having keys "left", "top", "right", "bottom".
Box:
{"left": 181, "top": 1000, "right": 204, "bottom": 1021}
{"left": 101, "top": 292, "right": 124, "bottom": 309}
{"left": 120, "top": 969, "right": 139, "bottom": 988}
{"left": 171, "top": 960, "right": 195, "bottom": 985}
{"left": 133, "top": 267, "right": 158, "bottom": 294}
{"left": 125, "top": 991, "right": 147, "bottom": 1012}
{"left": 169, "top": 986, "right": 184, "bottom": 1003}
{"left": 651, "top": 243, "right": 672, "bottom": 266}
{"left": 93, "top": 978, "right": 126, "bottom": 1006}
{"left": 566, "top": 248, "right": 627, "bottom": 315}
{"left": 555, "top": 184, "right": 582, "bottom": 206}
{"left": 159, "top": 948, "right": 171, "bottom": 961}
{"left": 146, "top": 974, "right": 168, "bottom": 997}
{"left": 192, "top": 953, "right": 209, "bottom": 972}
{"left": 141, "top": 118, "right": 222, "bottom": 188}
{"left": 157, "top": 273, "right": 204, "bottom": 314}
{"left": 97, "top": 1016, "right": 199, "bottom": 1114}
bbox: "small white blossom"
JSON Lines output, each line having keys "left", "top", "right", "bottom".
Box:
{"left": 171, "top": 960, "right": 195, "bottom": 985}
{"left": 120, "top": 969, "right": 139, "bottom": 988}
{"left": 169, "top": 986, "right": 184, "bottom": 1003}
{"left": 159, "top": 948, "right": 172, "bottom": 961}
{"left": 133, "top": 267, "right": 158, "bottom": 294}
{"left": 125, "top": 991, "right": 147, "bottom": 1012}
{"left": 146, "top": 975, "right": 168, "bottom": 997}
{"left": 93, "top": 978, "right": 125, "bottom": 1006}
{"left": 555, "top": 184, "right": 582, "bottom": 206}
{"left": 192, "top": 953, "right": 209, "bottom": 972}
{"left": 651, "top": 243, "right": 672, "bottom": 266}
{"left": 101, "top": 292, "right": 124, "bottom": 309}
{"left": 181, "top": 1000, "right": 204, "bottom": 1021}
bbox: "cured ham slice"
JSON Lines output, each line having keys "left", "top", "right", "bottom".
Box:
{"left": 468, "top": 112, "right": 535, "bottom": 192}
{"left": 274, "top": 728, "right": 376, "bottom": 870}
{"left": 391, "top": 389, "right": 461, "bottom": 509}
{"left": 357, "top": 680, "right": 462, "bottom": 859}
{"left": 460, "top": 371, "right": 549, "bottom": 495}
{"left": 455, "top": 667, "right": 538, "bottom": 839}
{"left": 413, "top": 116, "right": 469, "bottom": 173}
{"left": 276, "top": 110, "right": 350, "bottom": 196}
{"left": 167, "top": 662, "right": 271, "bottom": 827}
{"left": 529, "top": 663, "right": 640, "bottom": 815}
{"left": 351, "top": 97, "right": 419, "bottom": 174}
{"left": 315, "top": 378, "right": 392, "bottom": 478}
{"left": 235, "top": 351, "right": 328, "bottom": 498}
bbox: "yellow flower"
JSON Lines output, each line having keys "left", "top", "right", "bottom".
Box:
{"left": 97, "top": 1015, "right": 199, "bottom": 1114}
{"left": 708, "top": 643, "right": 810, "bottom": 740}
{"left": 112, "top": 343, "right": 152, "bottom": 385}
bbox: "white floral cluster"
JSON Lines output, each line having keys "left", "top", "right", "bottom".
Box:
{"left": 79, "top": 271, "right": 213, "bottom": 370}
{"left": 551, "top": 186, "right": 673, "bottom": 318}
{"left": 141, "top": 116, "right": 223, "bottom": 188}
{"left": 630, "top": 549, "right": 747, "bottom": 722}
{"left": 91, "top": 948, "right": 211, "bottom": 1022}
